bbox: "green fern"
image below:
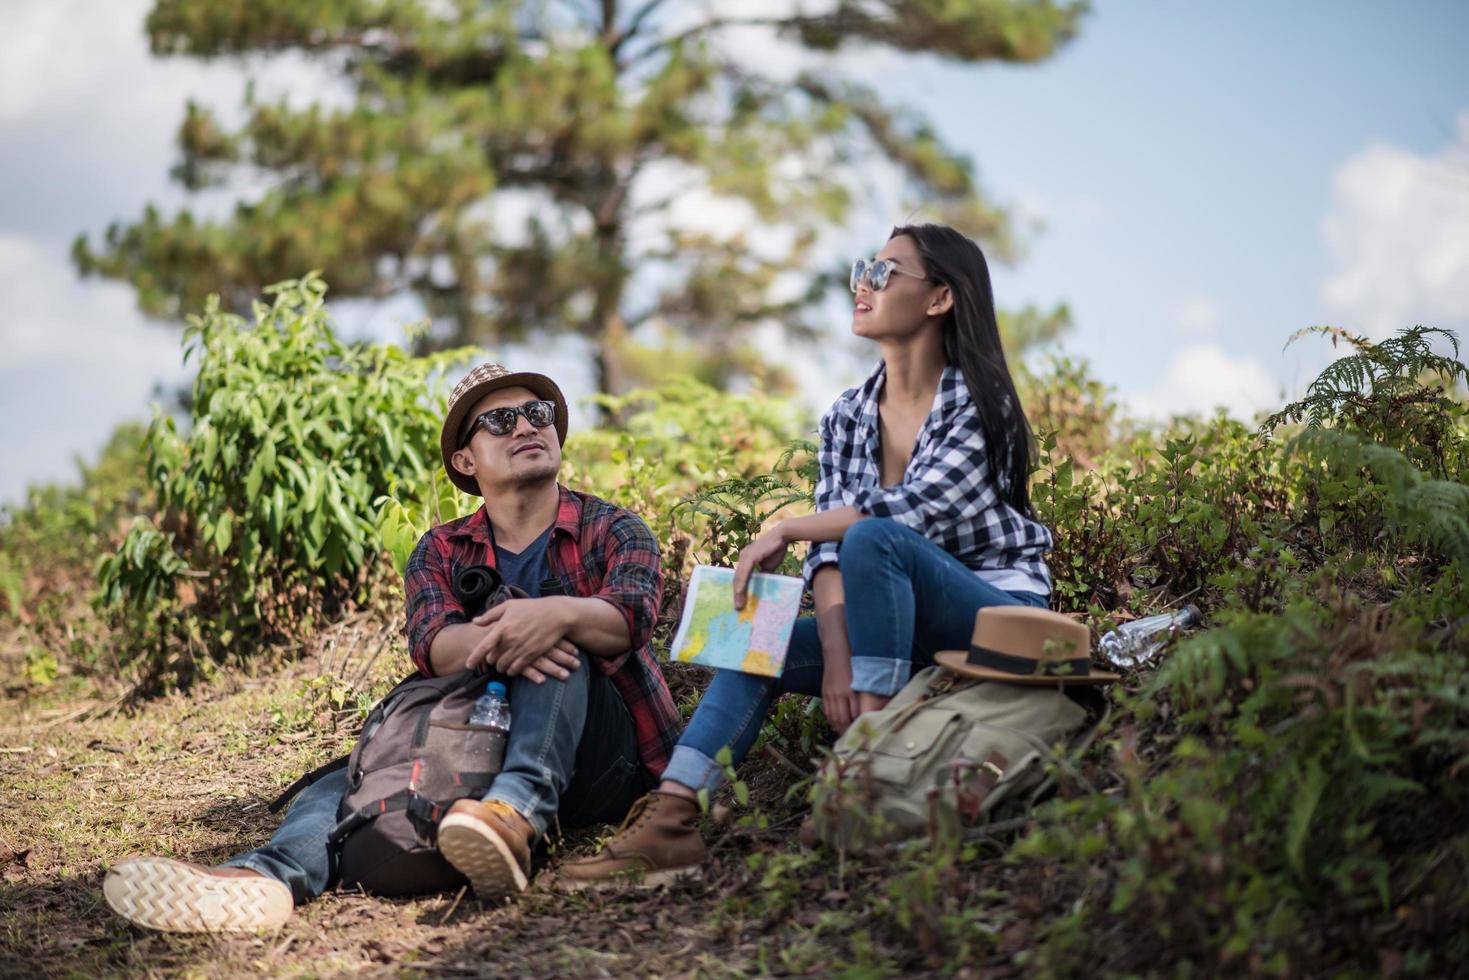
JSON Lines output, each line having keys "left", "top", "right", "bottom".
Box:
{"left": 1263, "top": 326, "right": 1468, "bottom": 482}
{"left": 1290, "top": 428, "right": 1469, "bottom": 563}
{"left": 1264, "top": 326, "right": 1466, "bottom": 428}
{"left": 672, "top": 440, "right": 818, "bottom": 568}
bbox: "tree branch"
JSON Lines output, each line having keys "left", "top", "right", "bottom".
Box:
{"left": 614, "top": 0, "right": 673, "bottom": 54}
{"left": 623, "top": 15, "right": 787, "bottom": 68}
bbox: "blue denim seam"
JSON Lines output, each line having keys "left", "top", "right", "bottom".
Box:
{"left": 484, "top": 778, "right": 548, "bottom": 836}
{"left": 663, "top": 677, "right": 768, "bottom": 793}
{"left": 727, "top": 685, "right": 768, "bottom": 758}
{"left": 482, "top": 674, "right": 570, "bottom": 836}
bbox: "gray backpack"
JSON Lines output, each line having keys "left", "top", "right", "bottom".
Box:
{"left": 269, "top": 565, "right": 527, "bottom": 896}
{"left": 806, "top": 666, "right": 1106, "bottom": 852}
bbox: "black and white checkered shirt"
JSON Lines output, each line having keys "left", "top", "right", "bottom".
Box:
{"left": 803, "top": 361, "right": 1053, "bottom": 598}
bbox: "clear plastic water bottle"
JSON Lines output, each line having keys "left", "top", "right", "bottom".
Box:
{"left": 1098, "top": 605, "right": 1201, "bottom": 668}
{"left": 468, "top": 681, "right": 511, "bottom": 774}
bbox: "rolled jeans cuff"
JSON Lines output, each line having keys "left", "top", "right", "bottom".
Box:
{"left": 850, "top": 655, "right": 911, "bottom": 697}
{"left": 660, "top": 745, "right": 725, "bottom": 795}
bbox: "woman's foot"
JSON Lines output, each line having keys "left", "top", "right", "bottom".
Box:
{"left": 103, "top": 856, "right": 293, "bottom": 933}
{"left": 549, "top": 791, "right": 705, "bottom": 890}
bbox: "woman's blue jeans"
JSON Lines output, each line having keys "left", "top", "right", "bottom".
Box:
{"left": 659, "top": 517, "right": 1047, "bottom": 793}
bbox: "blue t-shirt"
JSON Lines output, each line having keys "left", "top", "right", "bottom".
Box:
{"left": 493, "top": 523, "right": 553, "bottom": 597}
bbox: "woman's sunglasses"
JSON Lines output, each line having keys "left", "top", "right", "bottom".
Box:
{"left": 462, "top": 400, "right": 557, "bottom": 444}
{"left": 849, "top": 257, "right": 930, "bottom": 293}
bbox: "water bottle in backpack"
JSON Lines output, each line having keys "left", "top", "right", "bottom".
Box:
{"left": 469, "top": 680, "right": 512, "bottom": 774}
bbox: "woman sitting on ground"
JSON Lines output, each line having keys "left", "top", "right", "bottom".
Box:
{"left": 556, "top": 223, "right": 1053, "bottom": 886}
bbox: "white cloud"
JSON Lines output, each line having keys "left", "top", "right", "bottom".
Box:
{"left": 1322, "top": 112, "right": 1469, "bottom": 340}
{"left": 1165, "top": 291, "right": 1223, "bottom": 340}
{"left": 0, "top": 0, "right": 344, "bottom": 241}
{"left": 1124, "top": 344, "right": 1281, "bottom": 422}
{"left": 0, "top": 234, "right": 188, "bottom": 503}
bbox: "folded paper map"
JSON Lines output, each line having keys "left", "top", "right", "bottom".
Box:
{"left": 668, "top": 565, "right": 804, "bottom": 677}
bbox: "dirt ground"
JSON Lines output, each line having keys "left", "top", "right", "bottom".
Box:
{"left": 2, "top": 618, "right": 1015, "bottom": 979}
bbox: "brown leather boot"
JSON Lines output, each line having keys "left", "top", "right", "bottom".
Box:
{"left": 437, "top": 799, "right": 534, "bottom": 899}
{"left": 103, "top": 856, "right": 293, "bottom": 933}
{"left": 550, "top": 791, "right": 705, "bottom": 890}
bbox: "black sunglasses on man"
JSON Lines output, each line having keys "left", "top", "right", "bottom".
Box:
{"left": 460, "top": 400, "right": 557, "bottom": 446}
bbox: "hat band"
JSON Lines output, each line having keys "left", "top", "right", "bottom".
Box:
{"left": 966, "top": 643, "right": 1091, "bottom": 678}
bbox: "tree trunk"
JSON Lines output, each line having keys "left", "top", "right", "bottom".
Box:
{"left": 593, "top": 307, "right": 630, "bottom": 425}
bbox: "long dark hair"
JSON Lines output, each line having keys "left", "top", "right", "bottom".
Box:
{"left": 889, "top": 223, "right": 1036, "bottom": 515}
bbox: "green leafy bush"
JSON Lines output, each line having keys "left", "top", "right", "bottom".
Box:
{"left": 1007, "top": 327, "right": 1469, "bottom": 976}
{"left": 96, "top": 274, "right": 471, "bottom": 685}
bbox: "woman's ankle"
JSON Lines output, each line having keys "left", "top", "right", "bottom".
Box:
{"left": 655, "top": 780, "right": 699, "bottom": 802}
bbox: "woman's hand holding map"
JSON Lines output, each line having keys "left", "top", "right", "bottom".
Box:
{"left": 732, "top": 527, "right": 791, "bottom": 610}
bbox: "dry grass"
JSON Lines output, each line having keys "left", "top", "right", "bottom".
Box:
{"left": 0, "top": 617, "right": 907, "bottom": 979}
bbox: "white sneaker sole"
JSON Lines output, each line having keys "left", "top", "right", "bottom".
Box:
{"left": 103, "top": 857, "right": 293, "bottom": 933}
{"left": 437, "top": 813, "right": 529, "bottom": 899}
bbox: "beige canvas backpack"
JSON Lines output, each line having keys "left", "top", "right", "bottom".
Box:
{"left": 806, "top": 664, "right": 1107, "bottom": 852}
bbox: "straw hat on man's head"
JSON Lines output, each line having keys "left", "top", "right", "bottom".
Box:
{"left": 440, "top": 363, "right": 569, "bottom": 496}
{"left": 935, "top": 606, "right": 1117, "bottom": 685}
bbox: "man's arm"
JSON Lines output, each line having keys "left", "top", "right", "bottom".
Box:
{"left": 464, "top": 510, "right": 658, "bottom": 674}
{"left": 405, "top": 532, "right": 580, "bottom": 683}
{"left": 433, "top": 609, "right": 583, "bottom": 682}
{"left": 465, "top": 593, "right": 629, "bottom": 672}
{"left": 404, "top": 532, "right": 465, "bottom": 676}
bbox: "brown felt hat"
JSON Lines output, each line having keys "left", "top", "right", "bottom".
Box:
{"left": 934, "top": 606, "right": 1118, "bottom": 686}
{"left": 440, "top": 362, "right": 569, "bottom": 496}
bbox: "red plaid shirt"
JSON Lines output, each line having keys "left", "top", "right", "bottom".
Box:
{"left": 403, "top": 485, "right": 681, "bottom": 780}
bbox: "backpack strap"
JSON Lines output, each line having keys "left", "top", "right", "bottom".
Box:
{"left": 889, "top": 669, "right": 977, "bottom": 734}
{"left": 268, "top": 755, "right": 350, "bottom": 814}
{"left": 328, "top": 771, "right": 497, "bottom": 848}
{"left": 327, "top": 790, "right": 417, "bottom": 847}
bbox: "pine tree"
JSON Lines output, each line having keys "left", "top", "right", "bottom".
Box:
{"left": 74, "top": 0, "right": 1085, "bottom": 394}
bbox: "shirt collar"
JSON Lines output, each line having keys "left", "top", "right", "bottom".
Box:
{"left": 450, "top": 484, "right": 582, "bottom": 546}
{"left": 858, "top": 361, "right": 966, "bottom": 430}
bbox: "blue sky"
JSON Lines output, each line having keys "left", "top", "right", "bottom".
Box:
{"left": 926, "top": 0, "right": 1469, "bottom": 414}
{"left": 2, "top": 1, "right": 1467, "bottom": 504}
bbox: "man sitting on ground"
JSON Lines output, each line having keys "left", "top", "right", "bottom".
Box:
{"left": 104, "top": 363, "right": 682, "bottom": 932}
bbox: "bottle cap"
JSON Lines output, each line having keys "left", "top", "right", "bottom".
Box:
{"left": 486, "top": 681, "right": 507, "bottom": 698}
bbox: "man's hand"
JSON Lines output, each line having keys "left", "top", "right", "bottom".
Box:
{"left": 468, "top": 598, "right": 579, "bottom": 683}
{"left": 733, "top": 525, "right": 790, "bottom": 609}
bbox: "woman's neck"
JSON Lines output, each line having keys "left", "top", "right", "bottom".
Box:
{"left": 880, "top": 331, "right": 947, "bottom": 409}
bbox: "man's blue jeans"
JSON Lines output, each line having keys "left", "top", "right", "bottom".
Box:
{"left": 223, "top": 657, "right": 642, "bottom": 904}
{"left": 660, "top": 517, "right": 1048, "bottom": 794}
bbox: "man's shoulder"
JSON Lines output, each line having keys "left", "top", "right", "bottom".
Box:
{"left": 416, "top": 507, "right": 486, "bottom": 555}
{"left": 564, "top": 486, "right": 651, "bottom": 535}
{"left": 430, "top": 508, "right": 485, "bottom": 537}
